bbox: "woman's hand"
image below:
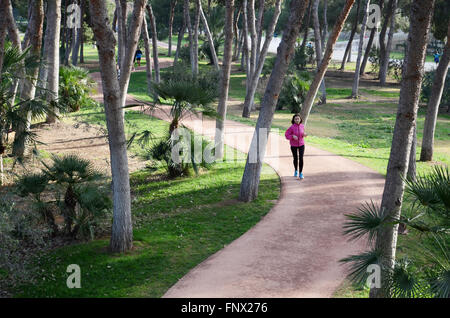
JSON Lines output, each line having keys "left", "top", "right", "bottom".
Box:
{"left": 292, "top": 135, "right": 298, "bottom": 140}
{"left": 304, "top": 133, "right": 308, "bottom": 137}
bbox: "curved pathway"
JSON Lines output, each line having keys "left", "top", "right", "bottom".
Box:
{"left": 90, "top": 68, "right": 385, "bottom": 298}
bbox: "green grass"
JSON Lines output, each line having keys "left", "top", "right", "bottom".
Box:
{"left": 12, "top": 103, "right": 280, "bottom": 298}
{"left": 390, "top": 51, "right": 435, "bottom": 63}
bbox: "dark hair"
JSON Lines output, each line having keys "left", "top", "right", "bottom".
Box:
{"left": 291, "top": 114, "right": 303, "bottom": 124}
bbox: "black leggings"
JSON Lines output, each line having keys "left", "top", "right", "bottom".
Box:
{"left": 291, "top": 145, "right": 305, "bottom": 172}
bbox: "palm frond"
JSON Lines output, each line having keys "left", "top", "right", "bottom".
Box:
{"left": 340, "top": 248, "right": 383, "bottom": 287}
{"left": 387, "top": 258, "right": 426, "bottom": 298}
{"left": 343, "top": 200, "right": 389, "bottom": 243}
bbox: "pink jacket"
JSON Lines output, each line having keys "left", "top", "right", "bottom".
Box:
{"left": 285, "top": 123, "right": 305, "bottom": 147}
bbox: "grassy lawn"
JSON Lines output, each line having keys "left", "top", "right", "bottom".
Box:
{"left": 10, "top": 103, "right": 280, "bottom": 297}
{"left": 390, "top": 51, "right": 435, "bottom": 63}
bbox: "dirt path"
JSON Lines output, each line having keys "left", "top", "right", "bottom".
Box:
{"left": 88, "top": 63, "right": 386, "bottom": 298}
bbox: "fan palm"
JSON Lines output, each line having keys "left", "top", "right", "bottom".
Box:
{"left": 340, "top": 165, "right": 450, "bottom": 298}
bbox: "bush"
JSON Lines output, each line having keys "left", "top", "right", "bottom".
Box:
{"left": 292, "top": 45, "right": 308, "bottom": 71}
{"left": 59, "top": 66, "right": 97, "bottom": 112}
{"left": 146, "top": 130, "right": 214, "bottom": 178}
{"left": 16, "top": 155, "right": 112, "bottom": 240}
{"left": 276, "top": 71, "right": 312, "bottom": 113}
{"left": 421, "top": 70, "right": 450, "bottom": 108}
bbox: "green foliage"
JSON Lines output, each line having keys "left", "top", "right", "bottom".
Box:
{"left": 341, "top": 165, "right": 450, "bottom": 297}
{"left": 16, "top": 154, "right": 111, "bottom": 240}
{"left": 276, "top": 71, "right": 311, "bottom": 113}
{"left": 58, "top": 66, "right": 97, "bottom": 112}
{"left": 420, "top": 71, "right": 450, "bottom": 109}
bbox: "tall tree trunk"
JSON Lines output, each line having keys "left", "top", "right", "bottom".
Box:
{"left": 115, "top": 0, "right": 127, "bottom": 71}
{"left": 359, "top": 27, "right": 375, "bottom": 75}
{"left": 4, "top": 0, "right": 22, "bottom": 105}
{"left": 301, "top": 0, "right": 355, "bottom": 125}
{"left": 45, "top": 0, "right": 62, "bottom": 124}
{"left": 340, "top": 0, "right": 360, "bottom": 70}
{"left": 214, "top": 0, "right": 235, "bottom": 160}
{"left": 79, "top": 0, "right": 84, "bottom": 64}
{"left": 351, "top": 0, "right": 370, "bottom": 99}
{"left": 0, "top": 1, "right": 7, "bottom": 78}
{"left": 184, "top": 0, "right": 195, "bottom": 75}
{"left": 232, "top": 6, "right": 242, "bottom": 61}
{"left": 168, "top": 0, "right": 177, "bottom": 57}
{"left": 300, "top": 1, "right": 312, "bottom": 53}
{"left": 241, "top": 0, "right": 250, "bottom": 73}
{"left": 88, "top": 0, "right": 133, "bottom": 254}
{"left": 378, "top": 0, "right": 394, "bottom": 83}
{"left": 321, "top": 0, "right": 328, "bottom": 51}
{"left": 370, "top": 0, "right": 435, "bottom": 298}
{"left": 239, "top": 0, "right": 310, "bottom": 202}
{"left": 247, "top": 0, "right": 257, "bottom": 83}
{"left": 72, "top": 0, "right": 81, "bottom": 66}
{"left": 142, "top": 15, "right": 153, "bottom": 95}
{"left": 255, "top": 0, "right": 265, "bottom": 63}
{"left": 174, "top": 23, "right": 185, "bottom": 66}
{"left": 380, "top": 0, "right": 397, "bottom": 86}
{"left": 312, "top": 0, "right": 326, "bottom": 103}
{"left": 192, "top": 0, "right": 200, "bottom": 76}
{"left": 117, "top": 0, "right": 147, "bottom": 109}
{"left": 147, "top": 4, "right": 160, "bottom": 84}
{"left": 242, "top": 0, "right": 282, "bottom": 118}
{"left": 236, "top": 28, "right": 244, "bottom": 61}
{"left": 420, "top": 22, "right": 450, "bottom": 162}
{"left": 407, "top": 127, "right": 416, "bottom": 180}
{"left": 198, "top": 0, "right": 219, "bottom": 70}
{"left": 13, "top": 0, "right": 44, "bottom": 157}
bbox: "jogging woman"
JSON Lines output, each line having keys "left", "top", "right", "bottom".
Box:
{"left": 285, "top": 114, "right": 308, "bottom": 179}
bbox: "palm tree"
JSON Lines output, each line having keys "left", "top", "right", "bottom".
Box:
{"left": 341, "top": 165, "right": 449, "bottom": 298}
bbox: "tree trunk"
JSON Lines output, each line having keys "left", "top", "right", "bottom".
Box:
{"left": 88, "top": 0, "right": 133, "bottom": 254}
{"left": 300, "top": 1, "right": 312, "bottom": 53}
{"left": 321, "top": 0, "right": 328, "bottom": 52}
{"left": 241, "top": 0, "right": 250, "bottom": 73}
{"left": 380, "top": 0, "right": 397, "bottom": 86}
{"left": 198, "top": 0, "right": 219, "bottom": 71}
{"left": 378, "top": 0, "right": 394, "bottom": 83}
{"left": 359, "top": 27, "right": 375, "bottom": 75}
{"left": 142, "top": 15, "right": 153, "bottom": 95}
{"left": 147, "top": 4, "right": 160, "bottom": 84}
{"left": 168, "top": 0, "right": 177, "bottom": 57}
{"left": 0, "top": 1, "right": 8, "bottom": 77}
{"left": 239, "top": 0, "right": 310, "bottom": 202}
{"left": 242, "top": 0, "right": 282, "bottom": 118}
{"left": 4, "top": 0, "right": 22, "bottom": 105}
{"left": 351, "top": 0, "right": 370, "bottom": 99}
{"left": 115, "top": 0, "right": 126, "bottom": 71}
{"left": 174, "top": 23, "right": 185, "bottom": 66}
{"left": 340, "top": 0, "right": 360, "bottom": 70}
{"left": 184, "top": 0, "right": 195, "bottom": 75}
{"left": 247, "top": 0, "right": 257, "bottom": 84}
{"left": 214, "top": 0, "right": 235, "bottom": 160}
{"left": 420, "top": 22, "right": 450, "bottom": 162}
{"left": 312, "top": 0, "right": 326, "bottom": 103}
{"left": 192, "top": 0, "right": 200, "bottom": 76}
{"left": 255, "top": 0, "right": 265, "bottom": 63}
{"left": 301, "top": 0, "right": 355, "bottom": 125}
{"left": 232, "top": 6, "right": 242, "bottom": 61}
{"left": 407, "top": 126, "right": 416, "bottom": 181}
{"left": 117, "top": 0, "right": 147, "bottom": 109}
{"left": 79, "top": 0, "right": 85, "bottom": 64}
{"left": 71, "top": 0, "right": 81, "bottom": 66}
{"left": 370, "top": 0, "right": 435, "bottom": 298}
{"left": 13, "top": 0, "right": 44, "bottom": 157}
{"left": 45, "top": 0, "right": 62, "bottom": 124}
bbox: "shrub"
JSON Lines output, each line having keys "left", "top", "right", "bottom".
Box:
{"left": 421, "top": 70, "right": 450, "bottom": 108}
{"left": 146, "top": 130, "right": 214, "bottom": 178}
{"left": 276, "top": 71, "right": 312, "bottom": 113}
{"left": 59, "top": 66, "right": 97, "bottom": 112}
{"left": 16, "top": 154, "right": 112, "bottom": 240}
